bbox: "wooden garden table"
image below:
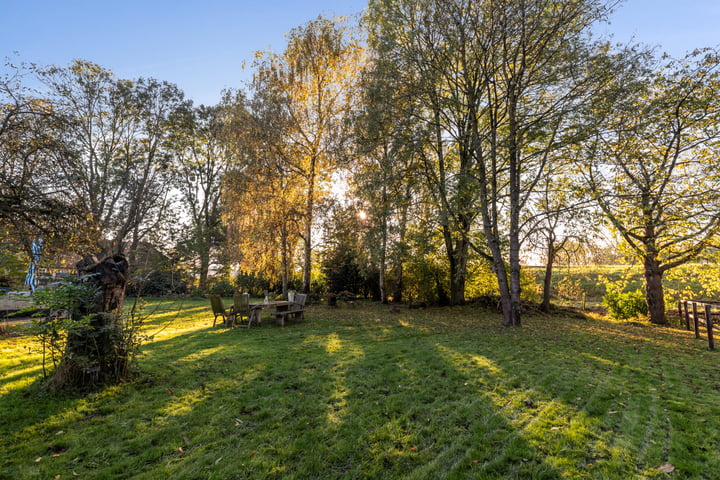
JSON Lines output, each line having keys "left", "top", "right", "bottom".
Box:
{"left": 248, "top": 300, "right": 294, "bottom": 326}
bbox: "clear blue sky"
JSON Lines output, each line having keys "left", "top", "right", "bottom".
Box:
{"left": 2, "top": 0, "right": 718, "bottom": 106}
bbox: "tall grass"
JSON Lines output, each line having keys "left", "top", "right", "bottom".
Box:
{"left": 1, "top": 298, "right": 718, "bottom": 479}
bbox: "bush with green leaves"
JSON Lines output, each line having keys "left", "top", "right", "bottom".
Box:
{"left": 209, "top": 278, "right": 235, "bottom": 297}
{"left": 602, "top": 281, "right": 648, "bottom": 320}
{"left": 32, "top": 280, "right": 147, "bottom": 389}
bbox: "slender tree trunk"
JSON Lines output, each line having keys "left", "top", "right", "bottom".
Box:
{"left": 199, "top": 251, "right": 210, "bottom": 291}
{"left": 541, "top": 240, "right": 555, "bottom": 313}
{"left": 494, "top": 253, "right": 513, "bottom": 324}
{"left": 302, "top": 158, "right": 317, "bottom": 294}
{"left": 393, "top": 263, "right": 404, "bottom": 304}
{"left": 644, "top": 255, "right": 667, "bottom": 325}
{"left": 379, "top": 223, "right": 387, "bottom": 304}
{"left": 450, "top": 239, "right": 468, "bottom": 305}
{"left": 280, "top": 225, "right": 289, "bottom": 296}
{"left": 506, "top": 90, "right": 522, "bottom": 327}
{"left": 378, "top": 180, "right": 388, "bottom": 304}
{"left": 392, "top": 189, "right": 410, "bottom": 304}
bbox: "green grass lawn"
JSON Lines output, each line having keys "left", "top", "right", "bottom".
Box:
{"left": 1, "top": 299, "right": 718, "bottom": 479}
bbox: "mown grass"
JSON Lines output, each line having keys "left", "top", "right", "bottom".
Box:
{"left": 1, "top": 298, "right": 719, "bottom": 479}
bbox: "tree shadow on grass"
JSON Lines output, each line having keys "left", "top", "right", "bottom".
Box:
{"left": 143, "top": 314, "right": 568, "bottom": 478}
{"left": 3, "top": 303, "right": 718, "bottom": 479}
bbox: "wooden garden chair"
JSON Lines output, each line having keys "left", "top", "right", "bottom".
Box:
{"left": 209, "top": 294, "right": 228, "bottom": 327}
{"left": 229, "top": 292, "right": 254, "bottom": 327}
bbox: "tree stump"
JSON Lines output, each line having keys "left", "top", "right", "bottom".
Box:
{"left": 48, "top": 255, "right": 130, "bottom": 390}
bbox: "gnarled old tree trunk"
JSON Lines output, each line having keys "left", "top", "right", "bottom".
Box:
{"left": 48, "top": 255, "right": 129, "bottom": 390}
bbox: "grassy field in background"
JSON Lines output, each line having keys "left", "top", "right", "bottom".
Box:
{"left": 1, "top": 298, "right": 719, "bottom": 479}
{"left": 526, "top": 263, "right": 720, "bottom": 313}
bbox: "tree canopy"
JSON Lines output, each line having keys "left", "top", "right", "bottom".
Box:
{"left": 3, "top": 4, "right": 720, "bottom": 328}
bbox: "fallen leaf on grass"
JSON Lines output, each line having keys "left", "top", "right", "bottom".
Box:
{"left": 214, "top": 457, "right": 223, "bottom": 465}
{"left": 656, "top": 463, "right": 675, "bottom": 473}
{"left": 608, "top": 411, "right": 619, "bottom": 414}
{"left": 550, "top": 426, "right": 564, "bottom": 431}
{"left": 34, "top": 457, "right": 42, "bottom": 462}
{"left": 410, "top": 446, "right": 417, "bottom": 452}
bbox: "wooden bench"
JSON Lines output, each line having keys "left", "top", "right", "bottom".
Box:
{"left": 274, "top": 293, "right": 307, "bottom": 326}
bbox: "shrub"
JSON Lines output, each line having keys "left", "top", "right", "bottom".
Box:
{"left": 209, "top": 279, "right": 235, "bottom": 297}
{"left": 234, "top": 271, "right": 270, "bottom": 296}
{"left": 603, "top": 282, "right": 648, "bottom": 319}
{"left": 127, "top": 270, "right": 189, "bottom": 297}
{"left": 31, "top": 260, "right": 146, "bottom": 390}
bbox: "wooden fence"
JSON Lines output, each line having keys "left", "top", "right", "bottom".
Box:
{"left": 678, "top": 300, "right": 720, "bottom": 350}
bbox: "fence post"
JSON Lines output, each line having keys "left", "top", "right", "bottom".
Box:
{"left": 678, "top": 300, "right": 684, "bottom": 328}
{"left": 692, "top": 302, "right": 700, "bottom": 339}
{"left": 704, "top": 304, "right": 715, "bottom": 351}
{"left": 684, "top": 301, "right": 691, "bottom": 332}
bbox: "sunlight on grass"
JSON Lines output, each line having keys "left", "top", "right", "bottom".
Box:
{"left": 0, "top": 365, "right": 44, "bottom": 394}
{"left": 322, "top": 332, "right": 344, "bottom": 355}
{"left": 319, "top": 333, "right": 366, "bottom": 427}
{"left": 175, "top": 345, "right": 226, "bottom": 364}
{"left": 1, "top": 299, "right": 719, "bottom": 479}
{"left": 160, "top": 390, "right": 208, "bottom": 418}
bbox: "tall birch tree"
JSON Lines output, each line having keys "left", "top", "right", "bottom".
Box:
{"left": 248, "top": 16, "right": 365, "bottom": 293}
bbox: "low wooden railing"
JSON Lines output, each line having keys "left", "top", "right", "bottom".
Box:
{"left": 678, "top": 300, "right": 720, "bottom": 350}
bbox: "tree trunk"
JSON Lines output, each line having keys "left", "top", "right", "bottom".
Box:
{"left": 392, "top": 187, "right": 410, "bottom": 304}
{"left": 644, "top": 257, "right": 667, "bottom": 325}
{"left": 506, "top": 90, "right": 522, "bottom": 327}
{"left": 378, "top": 184, "right": 388, "bottom": 304}
{"left": 378, "top": 238, "right": 387, "bottom": 304}
{"left": 280, "top": 225, "right": 289, "bottom": 296}
{"left": 541, "top": 243, "right": 555, "bottom": 313}
{"left": 495, "top": 258, "right": 513, "bottom": 326}
{"left": 441, "top": 225, "right": 467, "bottom": 306}
{"left": 450, "top": 238, "right": 468, "bottom": 305}
{"left": 302, "top": 158, "right": 317, "bottom": 294}
{"left": 49, "top": 255, "right": 130, "bottom": 390}
{"left": 199, "top": 249, "right": 210, "bottom": 291}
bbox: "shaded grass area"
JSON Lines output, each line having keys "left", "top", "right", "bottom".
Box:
{"left": 1, "top": 299, "right": 719, "bottom": 479}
